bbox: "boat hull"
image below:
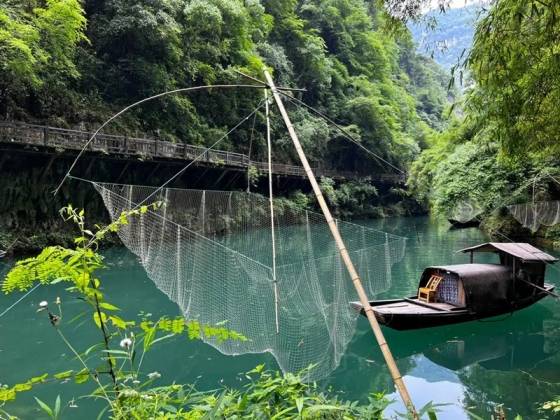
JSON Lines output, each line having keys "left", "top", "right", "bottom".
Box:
{"left": 352, "top": 284, "right": 555, "bottom": 330}
{"left": 448, "top": 218, "right": 480, "bottom": 229}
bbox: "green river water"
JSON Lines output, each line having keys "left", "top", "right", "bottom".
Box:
{"left": 1, "top": 216, "right": 559, "bottom": 419}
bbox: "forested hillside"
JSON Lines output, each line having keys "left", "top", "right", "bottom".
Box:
{"left": 409, "top": 0, "right": 560, "bottom": 242}
{"left": 409, "top": 4, "right": 480, "bottom": 70}
{"left": 1, "top": 0, "right": 448, "bottom": 175}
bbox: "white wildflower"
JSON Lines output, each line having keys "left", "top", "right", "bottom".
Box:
{"left": 147, "top": 371, "right": 161, "bottom": 380}
{"left": 119, "top": 337, "right": 133, "bottom": 349}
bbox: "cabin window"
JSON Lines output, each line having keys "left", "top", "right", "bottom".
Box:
{"left": 437, "top": 272, "right": 465, "bottom": 306}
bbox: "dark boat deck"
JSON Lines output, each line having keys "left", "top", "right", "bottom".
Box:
{"left": 352, "top": 283, "right": 554, "bottom": 330}
{"left": 373, "top": 299, "right": 466, "bottom": 316}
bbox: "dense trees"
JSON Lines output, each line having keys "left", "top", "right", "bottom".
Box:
{"left": 409, "top": 0, "right": 560, "bottom": 231}
{"left": 0, "top": 0, "right": 448, "bottom": 178}
{"left": 467, "top": 0, "right": 560, "bottom": 157}
{"left": 0, "top": 0, "right": 86, "bottom": 119}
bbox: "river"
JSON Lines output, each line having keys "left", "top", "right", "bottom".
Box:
{"left": 1, "top": 216, "right": 559, "bottom": 419}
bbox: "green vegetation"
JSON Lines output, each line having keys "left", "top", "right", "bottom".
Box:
{"left": 0, "top": 0, "right": 453, "bottom": 250}
{"left": 0, "top": 0, "right": 448, "bottom": 174}
{"left": 1, "top": 206, "right": 407, "bottom": 419}
{"left": 409, "top": 0, "right": 560, "bottom": 240}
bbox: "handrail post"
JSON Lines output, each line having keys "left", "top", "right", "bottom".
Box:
{"left": 264, "top": 69, "right": 417, "bottom": 419}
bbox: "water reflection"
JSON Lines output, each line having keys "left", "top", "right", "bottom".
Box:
{"left": 1, "top": 216, "right": 559, "bottom": 419}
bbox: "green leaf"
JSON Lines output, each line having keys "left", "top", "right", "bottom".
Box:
{"left": 150, "top": 333, "right": 175, "bottom": 347}
{"left": 101, "top": 349, "right": 129, "bottom": 356}
{"left": 75, "top": 368, "right": 89, "bottom": 384}
{"left": 29, "top": 373, "right": 48, "bottom": 384}
{"left": 270, "top": 406, "right": 296, "bottom": 419}
{"left": 143, "top": 325, "right": 157, "bottom": 351}
{"left": 34, "top": 397, "right": 54, "bottom": 419}
{"left": 99, "top": 302, "right": 120, "bottom": 311}
{"left": 96, "top": 405, "right": 109, "bottom": 420}
{"left": 54, "top": 395, "right": 61, "bottom": 419}
{"left": 161, "top": 404, "right": 178, "bottom": 413}
{"left": 13, "top": 383, "right": 32, "bottom": 392}
{"left": 304, "top": 404, "right": 345, "bottom": 412}
{"left": 295, "top": 397, "right": 304, "bottom": 414}
{"left": 109, "top": 315, "right": 133, "bottom": 329}
{"left": 93, "top": 311, "right": 108, "bottom": 329}
{"left": 202, "top": 390, "right": 227, "bottom": 420}
{"left": 54, "top": 370, "right": 74, "bottom": 380}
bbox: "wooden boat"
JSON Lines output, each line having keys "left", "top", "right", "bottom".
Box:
{"left": 352, "top": 242, "right": 557, "bottom": 330}
{"left": 447, "top": 218, "right": 480, "bottom": 229}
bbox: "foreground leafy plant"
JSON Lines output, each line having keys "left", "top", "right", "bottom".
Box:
{"left": 1, "top": 204, "right": 248, "bottom": 417}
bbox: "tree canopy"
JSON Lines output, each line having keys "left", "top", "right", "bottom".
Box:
{"left": 409, "top": 0, "right": 560, "bottom": 226}
{"left": 467, "top": 0, "right": 560, "bottom": 157}
{"left": 0, "top": 0, "right": 449, "bottom": 176}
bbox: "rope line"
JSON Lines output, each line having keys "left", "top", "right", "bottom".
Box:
{"left": 0, "top": 283, "right": 41, "bottom": 319}
{"left": 68, "top": 99, "right": 266, "bottom": 251}
{"left": 53, "top": 84, "right": 278, "bottom": 196}
{"left": 0, "top": 236, "right": 20, "bottom": 256}
{"left": 282, "top": 93, "right": 406, "bottom": 175}
{"left": 132, "top": 100, "right": 266, "bottom": 209}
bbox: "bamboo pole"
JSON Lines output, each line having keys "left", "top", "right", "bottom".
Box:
{"left": 263, "top": 70, "right": 418, "bottom": 418}
{"left": 265, "top": 89, "right": 280, "bottom": 334}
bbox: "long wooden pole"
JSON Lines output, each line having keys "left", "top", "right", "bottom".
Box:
{"left": 265, "top": 89, "right": 281, "bottom": 334}
{"left": 264, "top": 70, "right": 417, "bottom": 417}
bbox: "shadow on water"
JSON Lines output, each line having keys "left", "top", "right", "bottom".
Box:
{"left": 1, "top": 216, "right": 560, "bottom": 419}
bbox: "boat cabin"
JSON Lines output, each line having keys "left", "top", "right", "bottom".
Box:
{"left": 417, "top": 243, "right": 557, "bottom": 313}
{"left": 460, "top": 242, "right": 557, "bottom": 289}
{"left": 353, "top": 242, "right": 557, "bottom": 330}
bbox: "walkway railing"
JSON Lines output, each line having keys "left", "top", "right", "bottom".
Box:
{"left": 0, "top": 121, "right": 405, "bottom": 183}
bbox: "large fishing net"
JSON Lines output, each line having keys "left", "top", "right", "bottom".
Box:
{"left": 93, "top": 182, "right": 406, "bottom": 378}
{"left": 508, "top": 201, "right": 560, "bottom": 233}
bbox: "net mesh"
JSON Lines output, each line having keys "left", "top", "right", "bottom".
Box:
{"left": 508, "top": 201, "right": 560, "bottom": 233}
{"left": 449, "top": 199, "right": 483, "bottom": 223}
{"left": 93, "top": 182, "right": 406, "bottom": 379}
